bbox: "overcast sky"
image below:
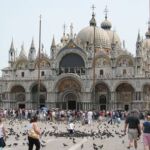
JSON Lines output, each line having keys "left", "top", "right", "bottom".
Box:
{"left": 0, "top": 0, "right": 149, "bottom": 72}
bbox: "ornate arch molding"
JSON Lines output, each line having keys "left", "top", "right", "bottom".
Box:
{"left": 116, "top": 54, "right": 134, "bottom": 67}
{"left": 13, "top": 59, "right": 28, "bottom": 70}
{"left": 90, "top": 81, "right": 110, "bottom": 92}
{"left": 29, "top": 82, "right": 47, "bottom": 93}
{"left": 62, "top": 90, "right": 81, "bottom": 102}
{"left": 113, "top": 81, "right": 135, "bottom": 92}
{"left": 9, "top": 83, "right": 26, "bottom": 92}
{"left": 53, "top": 74, "right": 84, "bottom": 92}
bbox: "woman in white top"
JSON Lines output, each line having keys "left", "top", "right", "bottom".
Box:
{"left": 0, "top": 117, "right": 6, "bottom": 150}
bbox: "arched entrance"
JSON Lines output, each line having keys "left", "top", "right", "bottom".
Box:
{"left": 99, "top": 95, "right": 107, "bottom": 110}
{"left": 10, "top": 85, "right": 26, "bottom": 108}
{"left": 116, "top": 83, "right": 134, "bottom": 110}
{"left": 95, "top": 83, "right": 109, "bottom": 110}
{"left": 31, "top": 83, "right": 47, "bottom": 108}
{"left": 64, "top": 93, "right": 77, "bottom": 110}
{"left": 56, "top": 78, "right": 81, "bottom": 110}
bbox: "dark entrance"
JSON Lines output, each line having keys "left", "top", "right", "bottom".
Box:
{"left": 18, "top": 104, "right": 25, "bottom": 109}
{"left": 64, "top": 93, "right": 77, "bottom": 110}
{"left": 68, "top": 100, "right": 76, "bottom": 110}
{"left": 124, "top": 105, "right": 129, "bottom": 111}
{"left": 40, "top": 95, "right": 46, "bottom": 108}
{"left": 99, "top": 95, "right": 107, "bottom": 110}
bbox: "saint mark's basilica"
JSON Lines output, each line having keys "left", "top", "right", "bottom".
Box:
{"left": 0, "top": 5, "right": 150, "bottom": 111}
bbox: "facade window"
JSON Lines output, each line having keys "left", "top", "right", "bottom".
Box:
{"left": 41, "top": 71, "right": 45, "bottom": 76}
{"left": 100, "top": 70, "right": 103, "bottom": 76}
{"left": 21, "top": 72, "right": 24, "bottom": 77}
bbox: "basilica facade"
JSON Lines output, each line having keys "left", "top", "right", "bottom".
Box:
{"left": 0, "top": 11, "right": 150, "bottom": 111}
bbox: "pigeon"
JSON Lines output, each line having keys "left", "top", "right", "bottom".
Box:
{"left": 63, "top": 143, "right": 68, "bottom": 146}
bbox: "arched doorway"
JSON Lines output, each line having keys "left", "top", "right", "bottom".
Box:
{"left": 99, "top": 95, "right": 107, "bottom": 110}
{"left": 10, "top": 85, "right": 26, "bottom": 108}
{"left": 95, "top": 83, "right": 109, "bottom": 110}
{"left": 31, "top": 83, "right": 47, "bottom": 108}
{"left": 56, "top": 78, "right": 81, "bottom": 110}
{"left": 64, "top": 93, "right": 77, "bottom": 110}
{"left": 116, "top": 83, "right": 134, "bottom": 110}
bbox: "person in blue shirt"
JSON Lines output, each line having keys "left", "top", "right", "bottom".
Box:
{"left": 142, "top": 112, "right": 150, "bottom": 150}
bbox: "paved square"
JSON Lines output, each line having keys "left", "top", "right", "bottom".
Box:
{"left": 2, "top": 120, "right": 143, "bottom": 150}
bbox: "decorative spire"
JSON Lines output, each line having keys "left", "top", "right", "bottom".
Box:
{"left": 10, "top": 38, "right": 15, "bottom": 50}
{"left": 137, "top": 30, "right": 141, "bottom": 42}
{"left": 51, "top": 35, "right": 56, "bottom": 48}
{"left": 63, "top": 23, "right": 66, "bottom": 36}
{"left": 90, "top": 4, "right": 96, "bottom": 26}
{"left": 123, "top": 40, "right": 126, "bottom": 50}
{"left": 70, "top": 23, "right": 73, "bottom": 39}
{"left": 111, "top": 31, "right": 116, "bottom": 49}
{"left": 145, "top": 0, "right": 150, "bottom": 38}
{"left": 104, "top": 6, "right": 108, "bottom": 20}
{"left": 19, "top": 42, "right": 27, "bottom": 58}
{"left": 31, "top": 38, "right": 35, "bottom": 48}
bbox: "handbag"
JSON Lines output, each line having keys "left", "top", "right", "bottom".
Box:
{"left": 28, "top": 128, "right": 39, "bottom": 139}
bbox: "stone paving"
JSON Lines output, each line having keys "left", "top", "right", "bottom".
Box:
{"left": 2, "top": 119, "right": 143, "bottom": 150}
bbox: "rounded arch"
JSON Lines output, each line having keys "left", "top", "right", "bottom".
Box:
{"left": 58, "top": 53, "right": 86, "bottom": 75}
{"left": 34, "top": 57, "right": 51, "bottom": 69}
{"left": 143, "top": 84, "right": 150, "bottom": 101}
{"left": 95, "top": 54, "right": 111, "bottom": 67}
{"left": 53, "top": 74, "right": 84, "bottom": 92}
{"left": 116, "top": 83, "right": 135, "bottom": 103}
{"left": 56, "top": 50, "right": 87, "bottom": 68}
{"left": 10, "top": 85, "right": 26, "bottom": 102}
{"left": 116, "top": 55, "right": 134, "bottom": 67}
{"left": 56, "top": 77, "right": 82, "bottom": 93}
{"left": 91, "top": 82, "right": 110, "bottom": 110}
{"left": 59, "top": 53, "right": 85, "bottom": 68}
{"left": 30, "top": 82, "right": 47, "bottom": 105}
{"left": 14, "top": 59, "right": 28, "bottom": 70}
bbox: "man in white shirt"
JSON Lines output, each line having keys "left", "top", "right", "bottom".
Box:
{"left": 87, "top": 110, "right": 93, "bottom": 125}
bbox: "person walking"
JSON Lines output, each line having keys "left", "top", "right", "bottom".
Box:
{"left": 0, "top": 117, "right": 6, "bottom": 150}
{"left": 142, "top": 112, "right": 150, "bottom": 150}
{"left": 28, "top": 116, "right": 41, "bottom": 150}
{"left": 124, "top": 110, "right": 141, "bottom": 150}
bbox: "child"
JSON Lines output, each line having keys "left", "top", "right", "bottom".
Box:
{"left": 68, "top": 120, "right": 75, "bottom": 134}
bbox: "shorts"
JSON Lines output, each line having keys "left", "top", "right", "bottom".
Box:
{"left": 128, "top": 129, "right": 138, "bottom": 141}
{"left": 143, "top": 133, "right": 150, "bottom": 146}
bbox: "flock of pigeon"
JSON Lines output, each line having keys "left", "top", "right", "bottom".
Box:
{"left": 3, "top": 119, "right": 131, "bottom": 150}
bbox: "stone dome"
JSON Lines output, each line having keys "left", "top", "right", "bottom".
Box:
{"left": 100, "top": 17, "right": 121, "bottom": 47}
{"left": 76, "top": 26, "right": 111, "bottom": 49}
{"left": 106, "top": 30, "right": 121, "bottom": 47}
{"left": 142, "top": 39, "right": 150, "bottom": 49}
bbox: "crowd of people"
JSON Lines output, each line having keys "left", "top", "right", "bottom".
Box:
{"left": 0, "top": 108, "right": 149, "bottom": 150}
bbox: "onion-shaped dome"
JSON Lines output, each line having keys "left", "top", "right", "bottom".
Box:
{"left": 101, "top": 16, "right": 121, "bottom": 47}
{"left": 101, "top": 19, "right": 112, "bottom": 30}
